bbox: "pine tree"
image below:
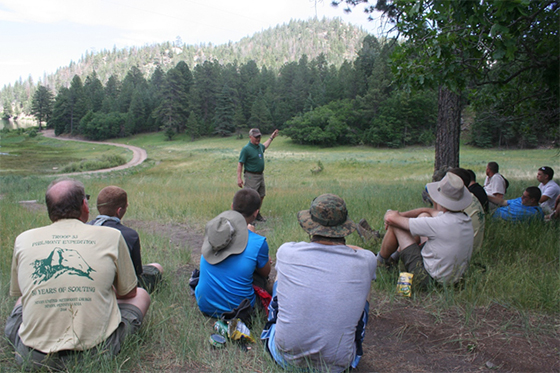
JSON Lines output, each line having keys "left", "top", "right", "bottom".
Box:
{"left": 30, "top": 85, "right": 54, "bottom": 130}
{"left": 68, "top": 75, "right": 87, "bottom": 134}
{"left": 213, "top": 83, "right": 237, "bottom": 136}
{"left": 118, "top": 66, "right": 146, "bottom": 113}
{"left": 186, "top": 111, "right": 200, "bottom": 141}
{"left": 83, "top": 71, "right": 104, "bottom": 113}
{"left": 191, "top": 60, "right": 221, "bottom": 131}
{"left": 50, "top": 87, "right": 71, "bottom": 135}
{"left": 101, "top": 75, "right": 121, "bottom": 113}
{"left": 153, "top": 66, "right": 190, "bottom": 138}
{"left": 126, "top": 90, "right": 147, "bottom": 135}
{"left": 248, "top": 93, "right": 273, "bottom": 133}
{"left": 2, "top": 99, "right": 13, "bottom": 120}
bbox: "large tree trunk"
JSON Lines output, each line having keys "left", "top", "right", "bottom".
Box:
{"left": 434, "top": 87, "right": 461, "bottom": 178}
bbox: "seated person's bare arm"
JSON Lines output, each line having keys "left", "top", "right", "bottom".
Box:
{"left": 256, "top": 258, "right": 272, "bottom": 278}
{"left": 487, "top": 194, "right": 507, "bottom": 206}
{"left": 400, "top": 207, "right": 438, "bottom": 218}
{"left": 384, "top": 210, "right": 410, "bottom": 231}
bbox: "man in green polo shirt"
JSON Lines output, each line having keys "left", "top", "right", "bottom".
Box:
{"left": 237, "top": 128, "right": 279, "bottom": 222}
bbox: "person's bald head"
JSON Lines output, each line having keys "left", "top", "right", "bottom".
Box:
{"left": 96, "top": 186, "right": 128, "bottom": 217}
{"left": 46, "top": 178, "right": 88, "bottom": 222}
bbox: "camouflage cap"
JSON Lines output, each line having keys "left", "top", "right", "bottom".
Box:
{"left": 249, "top": 128, "right": 262, "bottom": 137}
{"left": 297, "top": 194, "right": 356, "bottom": 238}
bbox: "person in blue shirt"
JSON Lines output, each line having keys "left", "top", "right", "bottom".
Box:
{"left": 490, "top": 186, "right": 544, "bottom": 222}
{"left": 195, "top": 188, "right": 271, "bottom": 317}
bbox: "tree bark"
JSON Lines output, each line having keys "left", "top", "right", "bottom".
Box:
{"left": 434, "top": 86, "right": 461, "bottom": 178}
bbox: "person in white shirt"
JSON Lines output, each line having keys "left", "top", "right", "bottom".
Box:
{"left": 378, "top": 173, "right": 474, "bottom": 289}
{"left": 536, "top": 166, "right": 560, "bottom": 214}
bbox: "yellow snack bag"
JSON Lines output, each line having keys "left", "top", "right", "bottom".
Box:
{"left": 397, "top": 272, "right": 413, "bottom": 297}
{"left": 227, "top": 318, "right": 256, "bottom": 343}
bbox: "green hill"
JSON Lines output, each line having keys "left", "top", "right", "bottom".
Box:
{"left": 0, "top": 17, "right": 369, "bottom": 116}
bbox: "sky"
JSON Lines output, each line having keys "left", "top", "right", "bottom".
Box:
{"left": 0, "top": 0, "right": 388, "bottom": 88}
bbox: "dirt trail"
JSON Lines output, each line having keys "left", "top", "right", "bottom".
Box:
{"left": 42, "top": 129, "right": 147, "bottom": 175}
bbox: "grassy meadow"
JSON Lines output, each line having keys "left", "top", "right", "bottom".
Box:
{"left": 0, "top": 129, "right": 131, "bottom": 175}
{"left": 0, "top": 130, "right": 558, "bottom": 371}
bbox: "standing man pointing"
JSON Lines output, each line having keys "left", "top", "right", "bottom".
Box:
{"left": 237, "top": 128, "right": 279, "bottom": 222}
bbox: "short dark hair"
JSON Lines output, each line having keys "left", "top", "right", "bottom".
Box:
{"left": 466, "top": 169, "right": 477, "bottom": 183}
{"left": 487, "top": 162, "right": 499, "bottom": 173}
{"left": 525, "top": 186, "right": 542, "bottom": 203}
{"left": 45, "top": 178, "right": 86, "bottom": 222}
{"left": 232, "top": 188, "right": 261, "bottom": 218}
{"left": 539, "top": 166, "right": 554, "bottom": 180}
{"left": 96, "top": 186, "right": 127, "bottom": 216}
{"left": 311, "top": 235, "right": 346, "bottom": 245}
{"left": 449, "top": 168, "right": 470, "bottom": 187}
{"left": 432, "top": 167, "right": 450, "bottom": 182}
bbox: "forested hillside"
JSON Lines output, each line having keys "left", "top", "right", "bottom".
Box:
{"left": 1, "top": 13, "right": 557, "bottom": 149}
{"left": 0, "top": 18, "right": 367, "bottom": 116}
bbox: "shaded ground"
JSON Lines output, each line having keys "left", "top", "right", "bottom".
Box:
{"left": 16, "top": 203, "right": 560, "bottom": 372}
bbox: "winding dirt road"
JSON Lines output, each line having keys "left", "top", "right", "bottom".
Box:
{"left": 42, "top": 129, "right": 147, "bottom": 176}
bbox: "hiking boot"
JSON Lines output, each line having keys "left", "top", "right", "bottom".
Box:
{"left": 377, "top": 255, "right": 397, "bottom": 270}
{"left": 256, "top": 213, "right": 266, "bottom": 222}
{"left": 358, "top": 218, "right": 382, "bottom": 241}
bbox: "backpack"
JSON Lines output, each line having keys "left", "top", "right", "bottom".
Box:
{"left": 502, "top": 176, "right": 509, "bottom": 192}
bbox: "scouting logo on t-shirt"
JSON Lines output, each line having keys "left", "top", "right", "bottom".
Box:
{"left": 31, "top": 248, "right": 96, "bottom": 285}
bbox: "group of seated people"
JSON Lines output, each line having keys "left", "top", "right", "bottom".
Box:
{"left": 5, "top": 163, "right": 557, "bottom": 371}
{"left": 483, "top": 162, "right": 558, "bottom": 222}
{"left": 196, "top": 189, "right": 377, "bottom": 371}
{"left": 5, "top": 180, "right": 162, "bottom": 370}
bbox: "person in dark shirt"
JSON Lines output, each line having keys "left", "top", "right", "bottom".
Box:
{"left": 237, "top": 128, "right": 279, "bottom": 222}
{"left": 467, "top": 169, "right": 489, "bottom": 212}
{"left": 89, "top": 186, "right": 163, "bottom": 293}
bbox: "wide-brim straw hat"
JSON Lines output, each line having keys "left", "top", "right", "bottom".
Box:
{"left": 201, "top": 210, "right": 248, "bottom": 265}
{"left": 426, "top": 173, "right": 472, "bottom": 211}
{"left": 297, "top": 193, "right": 356, "bottom": 238}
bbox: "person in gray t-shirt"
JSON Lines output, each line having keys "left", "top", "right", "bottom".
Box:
{"left": 261, "top": 194, "right": 377, "bottom": 372}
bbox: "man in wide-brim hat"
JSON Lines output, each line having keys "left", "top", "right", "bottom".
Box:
{"left": 195, "top": 188, "right": 271, "bottom": 317}
{"left": 379, "top": 172, "right": 474, "bottom": 289}
{"left": 261, "top": 193, "right": 377, "bottom": 372}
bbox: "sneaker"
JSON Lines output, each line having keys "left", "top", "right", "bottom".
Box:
{"left": 256, "top": 213, "right": 266, "bottom": 222}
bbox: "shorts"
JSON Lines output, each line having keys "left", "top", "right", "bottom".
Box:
{"left": 400, "top": 242, "right": 433, "bottom": 289}
{"left": 244, "top": 172, "right": 266, "bottom": 198}
{"left": 139, "top": 264, "right": 163, "bottom": 293}
{"left": 4, "top": 303, "right": 143, "bottom": 370}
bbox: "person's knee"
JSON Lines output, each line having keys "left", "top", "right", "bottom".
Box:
{"left": 393, "top": 227, "right": 416, "bottom": 250}
{"left": 118, "top": 287, "right": 151, "bottom": 316}
{"left": 148, "top": 263, "right": 163, "bottom": 274}
{"left": 137, "top": 287, "right": 151, "bottom": 304}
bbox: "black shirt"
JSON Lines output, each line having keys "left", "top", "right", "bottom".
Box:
{"left": 469, "top": 183, "right": 489, "bottom": 212}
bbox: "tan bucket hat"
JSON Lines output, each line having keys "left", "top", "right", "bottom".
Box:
{"left": 201, "top": 210, "right": 248, "bottom": 265}
{"left": 426, "top": 173, "right": 472, "bottom": 211}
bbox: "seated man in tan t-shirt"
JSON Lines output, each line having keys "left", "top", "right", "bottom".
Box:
{"left": 5, "top": 178, "right": 151, "bottom": 370}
